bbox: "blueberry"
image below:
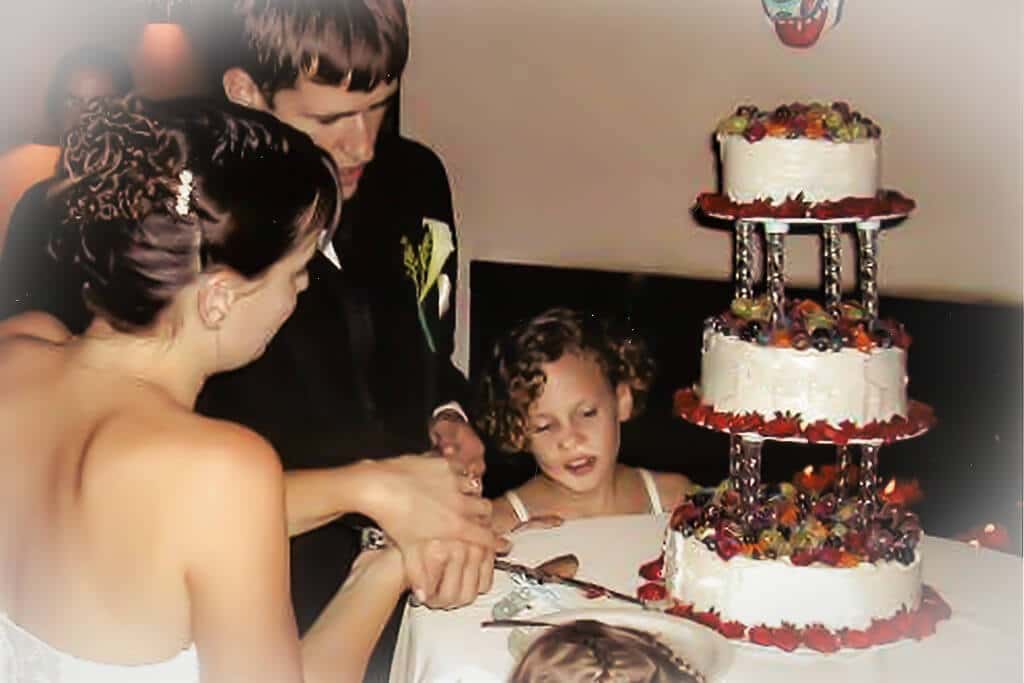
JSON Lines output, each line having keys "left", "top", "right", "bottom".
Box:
{"left": 824, "top": 535, "right": 843, "bottom": 549}
{"left": 743, "top": 534, "right": 758, "bottom": 545}
{"left": 740, "top": 321, "right": 762, "bottom": 342}
{"left": 773, "top": 105, "right": 792, "bottom": 121}
{"left": 873, "top": 327, "right": 893, "bottom": 349}
{"left": 703, "top": 537, "right": 718, "bottom": 552}
{"left": 779, "top": 526, "right": 792, "bottom": 541}
{"left": 895, "top": 546, "right": 915, "bottom": 565}
{"left": 830, "top": 333, "right": 845, "bottom": 352}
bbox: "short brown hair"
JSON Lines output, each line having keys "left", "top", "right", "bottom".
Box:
{"left": 230, "top": 0, "right": 408, "bottom": 101}
{"left": 476, "top": 308, "right": 655, "bottom": 453}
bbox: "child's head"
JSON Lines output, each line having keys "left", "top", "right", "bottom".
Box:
{"left": 45, "top": 45, "right": 133, "bottom": 141}
{"left": 51, "top": 95, "right": 340, "bottom": 367}
{"left": 218, "top": 0, "right": 408, "bottom": 199}
{"left": 510, "top": 619, "right": 703, "bottom": 683}
{"left": 477, "top": 308, "right": 654, "bottom": 489}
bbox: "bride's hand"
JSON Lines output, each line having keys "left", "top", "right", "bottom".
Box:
{"left": 363, "top": 454, "right": 495, "bottom": 551}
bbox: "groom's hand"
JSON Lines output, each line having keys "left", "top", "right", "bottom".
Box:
{"left": 429, "top": 409, "right": 485, "bottom": 483}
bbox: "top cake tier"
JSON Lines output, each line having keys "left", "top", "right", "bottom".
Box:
{"left": 716, "top": 102, "right": 882, "bottom": 207}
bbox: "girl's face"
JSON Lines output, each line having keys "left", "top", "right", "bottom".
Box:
{"left": 217, "top": 232, "right": 318, "bottom": 370}
{"left": 526, "top": 351, "right": 633, "bottom": 494}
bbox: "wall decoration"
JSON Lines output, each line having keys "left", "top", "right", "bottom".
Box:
{"left": 762, "top": 0, "right": 845, "bottom": 49}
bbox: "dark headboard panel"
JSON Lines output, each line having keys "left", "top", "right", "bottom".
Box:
{"left": 470, "top": 260, "right": 1023, "bottom": 555}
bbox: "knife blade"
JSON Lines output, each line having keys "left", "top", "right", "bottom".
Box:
{"left": 494, "top": 559, "right": 646, "bottom": 607}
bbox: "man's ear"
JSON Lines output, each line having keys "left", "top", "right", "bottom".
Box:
{"left": 197, "top": 274, "right": 236, "bottom": 329}
{"left": 616, "top": 383, "right": 634, "bottom": 423}
{"left": 222, "top": 68, "right": 270, "bottom": 111}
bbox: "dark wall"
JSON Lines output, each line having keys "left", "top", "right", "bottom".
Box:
{"left": 469, "top": 260, "right": 1023, "bottom": 556}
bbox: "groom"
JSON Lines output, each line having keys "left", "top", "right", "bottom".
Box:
{"left": 195, "top": 0, "right": 492, "bottom": 677}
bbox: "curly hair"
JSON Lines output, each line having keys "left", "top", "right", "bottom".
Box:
{"left": 227, "top": 0, "right": 408, "bottom": 101}
{"left": 510, "top": 620, "right": 704, "bottom": 683}
{"left": 476, "top": 308, "right": 655, "bottom": 453}
{"left": 49, "top": 94, "right": 340, "bottom": 331}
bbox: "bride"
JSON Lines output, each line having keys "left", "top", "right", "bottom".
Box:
{"left": 0, "top": 95, "right": 448, "bottom": 682}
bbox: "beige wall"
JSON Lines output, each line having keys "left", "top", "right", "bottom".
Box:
{"left": 402, "top": 0, "right": 1023, "bottom": 368}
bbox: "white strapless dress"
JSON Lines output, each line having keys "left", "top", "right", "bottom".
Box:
{"left": 1, "top": 613, "right": 199, "bottom": 683}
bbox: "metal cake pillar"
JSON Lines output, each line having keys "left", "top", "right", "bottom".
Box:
{"left": 734, "top": 220, "right": 756, "bottom": 301}
{"left": 856, "top": 220, "right": 881, "bottom": 322}
{"left": 763, "top": 221, "right": 790, "bottom": 328}
{"left": 822, "top": 224, "right": 843, "bottom": 318}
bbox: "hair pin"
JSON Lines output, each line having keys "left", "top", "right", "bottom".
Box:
{"left": 175, "top": 169, "right": 194, "bottom": 216}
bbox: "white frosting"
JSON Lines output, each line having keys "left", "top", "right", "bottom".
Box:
{"left": 700, "top": 331, "right": 908, "bottom": 426}
{"left": 664, "top": 532, "right": 922, "bottom": 631}
{"left": 718, "top": 134, "right": 880, "bottom": 205}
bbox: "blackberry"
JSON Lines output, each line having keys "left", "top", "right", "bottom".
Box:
{"left": 824, "top": 536, "right": 843, "bottom": 549}
{"left": 895, "top": 546, "right": 915, "bottom": 565}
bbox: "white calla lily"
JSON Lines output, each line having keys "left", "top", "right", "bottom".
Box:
{"left": 420, "top": 218, "right": 454, "bottom": 304}
{"left": 437, "top": 273, "right": 452, "bottom": 318}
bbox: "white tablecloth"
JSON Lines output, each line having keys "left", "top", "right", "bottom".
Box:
{"left": 390, "top": 513, "right": 1023, "bottom": 682}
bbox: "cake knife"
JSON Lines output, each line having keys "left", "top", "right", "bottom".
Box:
{"left": 494, "top": 558, "right": 647, "bottom": 608}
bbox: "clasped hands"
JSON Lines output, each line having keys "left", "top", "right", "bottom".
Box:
{"left": 368, "top": 415, "right": 503, "bottom": 609}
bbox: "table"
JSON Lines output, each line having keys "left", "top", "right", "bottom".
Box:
{"left": 390, "top": 513, "right": 1022, "bottom": 682}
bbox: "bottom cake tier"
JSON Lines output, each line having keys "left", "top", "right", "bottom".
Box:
{"left": 664, "top": 531, "right": 920, "bottom": 631}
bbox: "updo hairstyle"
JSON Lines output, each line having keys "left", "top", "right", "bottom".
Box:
{"left": 50, "top": 95, "right": 340, "bottom": 331}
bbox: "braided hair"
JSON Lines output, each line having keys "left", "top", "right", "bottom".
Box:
{"left": 50, "top": 95, "right": 340, "bottom": 331}
{"left": 510, "top": 620, "right": 704, "bottom": 683}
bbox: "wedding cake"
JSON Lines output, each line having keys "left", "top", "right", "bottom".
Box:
{"left": 639, "top": 102, "right": 948, "bottom": 653}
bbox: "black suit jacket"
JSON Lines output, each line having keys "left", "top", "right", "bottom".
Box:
{"left": 196, "top": 134, "right": 469, "bottom": 633}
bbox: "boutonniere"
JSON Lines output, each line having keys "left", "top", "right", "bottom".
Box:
{"left": 401, "top": 218, "right": 454, "bottom": 353}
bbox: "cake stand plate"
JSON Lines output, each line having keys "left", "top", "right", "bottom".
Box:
{"left": 684, "top": 419, "right": 932, "bottom": 446}
{"left": 702, "top": 212, "right": 911, "bottom": 226}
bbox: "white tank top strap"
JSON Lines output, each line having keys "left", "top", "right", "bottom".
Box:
{"left": 637, "top": 468, "right": 664, "bottom": 515}
{"left": 504, "top": 490, "right": 531, "bottom": 523}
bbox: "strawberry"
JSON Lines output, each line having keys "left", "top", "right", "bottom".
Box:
{"left": 790, "top": 550, "right": 817, "bottom": 566}
{"left": 816, "top": 546, "right": 841, "bottom": 566}
{"left": 909, "top": 610, "right": 937, "bottom": 639}
{"left": 839, "top": 628, "right": 872, "bottom": 649}
{"left": 748, "top": 626, "right": 774, "bottom": 647}
{"left": 637, "top": 582, "right": 667, "bottom": 602}
{"left": 669, "top": 502, "right": 700, "bottom": 530}
{"left": 762, "top": 412, "right": 801, "bottom": 438}
{"left": 802, "top": 625, "right": 840, "bottom": 653}
{"left": 805, "top": 420, "right": 841, "bottom": 443}
{"left": 690, "top": 404, "right": 711, "bottom": 425}
{"left": 693, "top": 610, "right": 721, "bottom": 631}
{"left": 666, "top": 602, "right": 694, "bottom": 618}
{"left": 638, "top": 555, "right": 665, "bottom": 581}
{"left": 706, "top": 411, "right": 731, "bottom": 432}
{"left": 843, "top": 531, "right": 866, "bottom": 555}
{"left": 582, "top": 586, "right": 606, "bottom": 599}
{"left": 889, "top": 609, "right": 915, "bottom": 636}
{"left": 867, "top": 618, "right": 900, "bottom": 645}
{"left": 673, "top": 388, "right": 700, "bottom": 414}
{"left": 770, "top": 625, "right": 802, "bottom": 652}
{"left": 729, "top": 412, "right": 763, "bottom": 434}
{"left": 718, "top": 620, "right": 746, "bottom": 639}
{"left": 716, "top": 534, "right": 743, "bottom": 561}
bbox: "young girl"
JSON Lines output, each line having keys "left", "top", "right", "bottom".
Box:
{"left": 477, "top": 307, "right": 692, "bottom": 534}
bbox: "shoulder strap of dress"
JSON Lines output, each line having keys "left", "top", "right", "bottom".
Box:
{"left": 637, "top": 468, "right": 664, "bottom": 515}
{"left": 505, "top": 490, "right": 530, "bottom": 523}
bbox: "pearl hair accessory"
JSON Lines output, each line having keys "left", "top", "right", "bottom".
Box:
{"left": 175, "top": 169, "right": 194, "bottom": 216}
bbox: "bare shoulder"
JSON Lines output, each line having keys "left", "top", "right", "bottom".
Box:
{"left": 0, "top": 311, "right": 71, "bottom": 343}
{"left": 91, "top": 410, "right": 284, "bottom": 520}
{"left": 650, "top": 470, "right": 694, "bottom": 510}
